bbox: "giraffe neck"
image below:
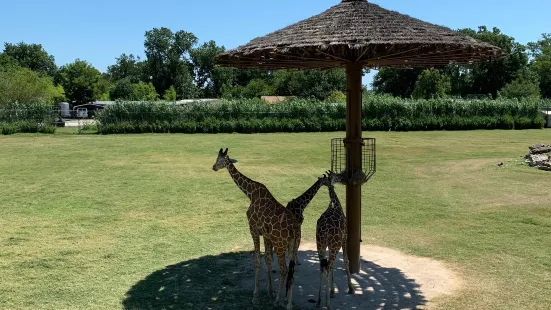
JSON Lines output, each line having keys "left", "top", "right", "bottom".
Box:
{"left": 328, "top": 186, "right": 343, "bottom": 211}
{"left": 288, "top": 178, "right": 323, "bottom": 214}
{"left": 226, "top": 159, "right": 259, "bottom": 201}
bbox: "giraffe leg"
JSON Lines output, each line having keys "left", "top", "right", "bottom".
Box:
{"left": 342, "top": 240, "right": 355, "bottom": 294}
{"left": 274, "top": 249, "right": 287, "bottom": 307}
{"left": 326, "top": 264, "right": 333, "bottom": 309}
{"left": 331, "top": 267, "right": 335, "bottom": 298}
{"left": 294, "top": 229, "right": 302, "bottom": 265}
{"left": 271, "top": 247, "right": 276, "bottom": 273}
{"left": 284, "top": 238, "right": 296, "bottom": 310}
{"left": 316, "top": 241, "right": 327, "bottom": 309}
{"left": 316, "top": 268, "right": 323, "bottom": 309}
{"left": 264, "top": 238, "right": 276, "bottom": 274}
{"left": 286, "top": 260, "right": 294, "bottom": 310}
{"left": 263, "top": 238, "right": 273, "bottom": 298}
{"left": 327, "top": 248, "right": 338, "bottom": 307}
{"left": 252, "top": 234, "right": 261, "bottom": 305}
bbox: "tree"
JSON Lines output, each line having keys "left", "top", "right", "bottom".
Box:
{"left": 371, "top": 27, "right": 529, "bottom": 99}
{"left": 411, "top": 69, "right": 451, "bottom": 99}
{"left": 219, "top": 67, "right": 347, "bottom": 100}
{"left": 106, "top": 53, "right": 145, "bottom": 83}
{"left": 51, "top": 84, "right": 67, "bottom": 103}
{"left": 221, "top": 79, "right": 274, "bottom": 99}
{"left": 143, "top": 27, "right": 198, "bottom": 99}
{"left": 164, "top": 86, "right": 177, "bottom": 101}
{"left": 97, "top": 75, "right": 113, "bottom": 101}
{"left": 232, "top": 69, "right": 271, "bottom": 87}
{"left": 242, "top": 79, "right": 274, "bottom": 98}
{"left": 131, "top": 82, "right": 159, "bottom": 101}
{"left": 2, "top": 42, "right": 57, "bottom": 77}
{"left": 0, "top": 66, "right": 61, "bottom": 104}
{"left": 458, "top": 26, "right": 529, "bottom": 98}
{"left": 442, "top": 65, "right": 473, "bottom": 97}
{"left": 189, "top": 40, "right": 230, "bottom": 97}
{"left": 528, "top": 33, "right": 551, "bottom": 98}
{"left": 498, "top": 79, "right": 540, "bottom": 100}
{"left": 207, "top": 67, "right": 235, "bottom": 98}
{"left": 498, "top": 68, "right": 541, "bottom": 99}
{"left": 0, "top": 53, "right": 18, "bottom": 71}
{"left": 372, "top": 68, "right": 422, "bottom": 97}
{"left": 56, "top": 60, "right": 102, "bottom": 105}
{"left": 109, "top": 79, "right": 160, "bottom": 101}
{"left": 177, "top": 70, "right": 199, "bottom": 99}
{"left": 110, "top": 78, "right": 134, "bottom": 100}
{"left": 272, "top": 69, "right": 346, "bottom": 100}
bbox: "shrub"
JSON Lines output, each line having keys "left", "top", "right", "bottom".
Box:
{"left": 498, "top": 80, "right": 541, "bottom": 100}
{"left": 0, "top": 67, "right": 61, "bottom": 105}
{"left": 325, "top": 90, "right": 346, "bottom": 103}
{"left": 164, "top": 86, "right": 177, "bottom": 101}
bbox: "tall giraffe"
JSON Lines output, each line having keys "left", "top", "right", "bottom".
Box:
{"left": 316, "top": 171, "right": 355, "bottom": 309}
{"left": 212, "top": 148, "right": 298, "bottom": 309}
{"left": 265, "top": 174, "right": 331, "bottom": 267}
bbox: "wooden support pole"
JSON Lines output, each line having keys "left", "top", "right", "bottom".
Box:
{"left": 345, "top": 63, "right": 363, "bottom": 274}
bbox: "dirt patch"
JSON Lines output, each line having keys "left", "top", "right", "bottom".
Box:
{"left": 238, "top": 242, "right": 463, "bottom": 309}
{"left": 120, "top": 242, "right": 463, "bottom": 309}
{"left": 353, "top": 243, "right": 463, "bottom": 305}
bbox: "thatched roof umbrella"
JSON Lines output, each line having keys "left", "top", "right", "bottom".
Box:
{"left": 216, "top": 0, "right": 504, "bottom": 274}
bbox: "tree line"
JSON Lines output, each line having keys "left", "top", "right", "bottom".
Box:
{"left": 374, "top": 27, "right": 550, "bottom": 100}
{"left": 0, "top": 25, "right": 549, "bottom": 107}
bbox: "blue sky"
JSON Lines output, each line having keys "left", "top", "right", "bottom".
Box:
{"left": 1, "top": 0, "right": 549, "bottom": 87}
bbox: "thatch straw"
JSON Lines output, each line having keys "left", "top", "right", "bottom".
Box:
{"left": 217, "top": 0, "right": 505, "bottom": 69}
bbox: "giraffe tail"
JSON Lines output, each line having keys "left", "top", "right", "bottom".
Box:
{"left": 285, "top": 237, "right": 297, "bottom": 297}
{"left": 320, "top": 258, "right": 329, "bottom": 273}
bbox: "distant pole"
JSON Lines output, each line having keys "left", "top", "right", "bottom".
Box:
{"left": 345, "top": 63, "right": 363, "bottom": 274}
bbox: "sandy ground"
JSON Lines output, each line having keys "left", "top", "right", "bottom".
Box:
{"left": 242, "top": 242, "right": 463, "bottom": 310}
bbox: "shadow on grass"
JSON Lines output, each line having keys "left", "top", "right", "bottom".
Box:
{"left": 122, "top": 250, "right": 426, "bottom": 310}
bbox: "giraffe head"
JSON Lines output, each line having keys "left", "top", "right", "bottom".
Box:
{"left": 212, "top": 148, "right": 238, "bottom": 171}
{"left": 318, "top": 172, "right": 332, "bottom": 187}
{"left": 325, "top": 170, "right": 343, "bottom": 187}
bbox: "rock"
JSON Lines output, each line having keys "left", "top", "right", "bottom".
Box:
{"left": 525, "top": 154, "right": 549, "bottom": 167}
{"left": 524, "top": 144, "right": 551, "bottom": 172}
{"left": 528, "top": 144, "right": 551, "bottom": 155}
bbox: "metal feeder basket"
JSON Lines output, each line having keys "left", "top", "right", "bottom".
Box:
{"left": 331, "top": 137, "right": 376, "bottom": 185}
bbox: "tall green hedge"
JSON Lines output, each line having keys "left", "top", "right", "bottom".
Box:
{"left": 95, "top": 96, "right": 546, "bottom": 134}
{"left": 0, "top": 102, "right": 56, "bottom": 135}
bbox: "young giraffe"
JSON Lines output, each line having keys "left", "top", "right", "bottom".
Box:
{"left": 265, "top": 174, "right": 331, "bottom": 268}
{"left": 212, "top": 148, "right": 298, "bottom": 309}
{"left": 316, "top": 170, "right": 355, "bottom": 309}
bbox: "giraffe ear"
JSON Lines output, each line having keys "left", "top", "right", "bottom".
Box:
{"left": 230, "top": 159, "right": 238, "bottom": 163}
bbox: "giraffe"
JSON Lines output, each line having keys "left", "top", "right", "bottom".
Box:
{"left": 265, "top": 174, "right": 331, "bottom": 268}
{"left": 212, "top": 148, "right": 299, "bottom": 309}
{"left": 316, "top": 170, "right": 355, "bottom": 309}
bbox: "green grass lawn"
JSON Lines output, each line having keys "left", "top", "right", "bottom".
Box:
{"left": 1, "top": 130, "right": 550, "bottom": 309}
